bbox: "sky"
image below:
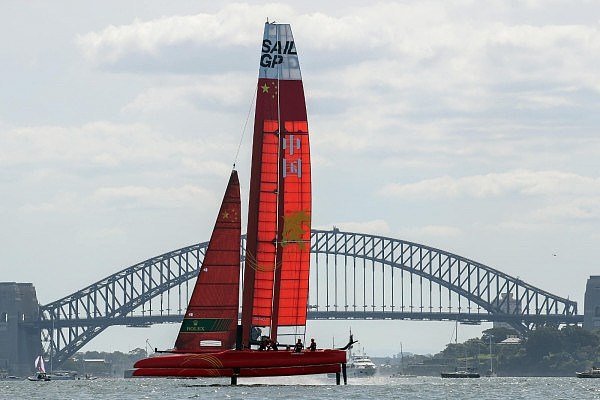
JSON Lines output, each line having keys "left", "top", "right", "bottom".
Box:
{"left": 1, "top": 1, "right": 600, "bottom": 357}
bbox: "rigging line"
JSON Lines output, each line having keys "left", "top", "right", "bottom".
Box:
{"left": 232, "top": 85, "right": 257, "bottom": 169}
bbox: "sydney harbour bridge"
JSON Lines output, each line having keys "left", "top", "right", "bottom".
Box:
{"left": 25, "top": 228, "right": 580, "bottom": 369}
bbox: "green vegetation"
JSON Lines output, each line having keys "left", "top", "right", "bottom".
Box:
{"left": 60, "top": 348, "right": 148, "bottom": 377}
{"left": 60, "top": 326, "right": 600, "bottom": 377}
{"left": 428, "top": 325, "right": 600, "bottom": 376}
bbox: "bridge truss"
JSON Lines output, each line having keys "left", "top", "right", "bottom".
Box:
{"left": 35, "top": 229, "right": 579, "bottom": 368}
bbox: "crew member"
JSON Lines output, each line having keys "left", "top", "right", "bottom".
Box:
{"left": 309, "top": 338, "right": 317, "bottom": 351}
{"left": 259, "top": 338, "right": 268, "bottom": 351}
{"left": 294, "top": 338, "right": 304, "bottom": 352}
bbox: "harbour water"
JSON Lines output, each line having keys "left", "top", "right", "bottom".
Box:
{"left": 2, "top": 376, "right": 599, "bottom": 400}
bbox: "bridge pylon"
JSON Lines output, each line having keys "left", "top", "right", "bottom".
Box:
{"left": 0, "top": 282, "right": 41, "bottom": 377}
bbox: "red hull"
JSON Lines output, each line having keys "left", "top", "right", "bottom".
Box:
{"left": 133, "top": 349, "right": 345, "bottom": 378}
{"left": 133, "top": 364, "right": 341, "bottom": 378}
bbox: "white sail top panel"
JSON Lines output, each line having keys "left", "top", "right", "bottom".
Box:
{"left": 259, "top": 23, "right": 301, "bottom": 81}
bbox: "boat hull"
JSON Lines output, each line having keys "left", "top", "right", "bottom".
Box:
{"left": 441, "top": 371, "right": 480, "bottom": 378}
{"left": 133, "top": 349, "right": 346, "bottom": 378}
{"left": 134, "top": 364, "right": 341, "bottom": 378}
{"left": 328, "top": 367, "right": 376, "bottom": 379}
{"left": 576, "top": 372, "right": 600, "bottom": 378}
{"left": 27, "top": 374, "right": 50, "bottom": 381}
{"left": 347, "top": 367, "right": 376, "bottom": 377}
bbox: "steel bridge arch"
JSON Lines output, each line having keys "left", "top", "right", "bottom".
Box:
{"left": 309, "top": 230, "right": 577, "bottom": 326}
{"left": 36, "top": 229, "right": 578, "bottom": 368}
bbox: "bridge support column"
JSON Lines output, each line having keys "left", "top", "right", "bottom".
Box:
{"left": 0, "top": 283, "right": 41, "bottom": 377}
{"left": 584, "top": 276, "right": 600, "bottom": 331}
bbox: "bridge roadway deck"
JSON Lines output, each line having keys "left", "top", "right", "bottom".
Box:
{"left": 29, "top": 311, "right": 583, "bottom": 330}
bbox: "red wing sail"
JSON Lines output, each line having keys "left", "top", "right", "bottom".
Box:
{"left": 175, "top": 170, "right": 241, "bottom": 352}
{"left": 276, "top": 119, "right": 311, "bottom": 327}
{"left": 242, "top": 23, "right": 311, "bottom": 343}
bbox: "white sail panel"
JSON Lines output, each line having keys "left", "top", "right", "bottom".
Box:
{"left": 259, "top": 23, "right": 301, "bottom": 81}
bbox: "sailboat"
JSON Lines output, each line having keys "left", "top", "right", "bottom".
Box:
{"left": 391, "top": 342, "right": 416, "bottom": 378}
{"left": 440, "top": 322, "right": 480, "bottom": 378}
{"left": 133, "top": 22, "right": 348, "bottom": 384}
{"left": 485, "top": 335, "right": 496, "bottom": 377}
{"left": 27, "top": 356, "right": 50, "bottom": 381}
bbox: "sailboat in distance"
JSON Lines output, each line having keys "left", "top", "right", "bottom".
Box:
{"left": 28, "top": 355, "right": 50, "bottom": 381}
{"left": 133, "top": 22, "right": 348, "bottom": 384}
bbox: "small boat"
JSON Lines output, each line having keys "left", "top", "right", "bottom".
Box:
{"left": 347, "top": 354, "right": 377, "bottom": 377}
{"left": 133, "top": 21, "right": 348, "bottom": 385}
{"left": 50, "top": 371, "right": 77, "bottom": 380}
{"left": 28, "top": 356, "right": 51, "bottom": 381}
{"left": 441, "top": 368, "right": 480, "bottom": 378}
{"left": 346, "top": 351, "right": 377, "bottom": 377}
{"left": 27, "top": 372, "right": 51, "bottom": 381}
{"left": 576, "top": 366, "right": 600, "bottom": 378}
{"left": 327, "top": 334, "right": 374, "bottom": 378}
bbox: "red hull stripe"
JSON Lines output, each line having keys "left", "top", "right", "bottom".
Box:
{"left": 134, "top": 349, "right": 346, "bottom": 369}
{"left": 133, "top": 364, "right": 341, "bottom": 378}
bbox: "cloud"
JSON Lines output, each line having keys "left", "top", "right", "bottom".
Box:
{"left": 92, "top": 184, "right": 216, "bottom": 209}
{"left": 0, "top": 122, "right": 233, "bottom": 177}
{"left": 409, "top": 225, "right": 463, "bottom": 238}
{"left": 72, "top": 2, "right": 600, "bottom": 182}
{"left": 17, "top": 192, "right": 79, "bottom": 213}
{"left": 76, "top": 3, "right": 295, "bottom": 71}
{"left": 380, "top": 170, "right": 600, "bottom": 200}
{"left": 16, "top": 184, "right": 217, "bottom": 214}
{"left": 122, "top": 73, "right": 253, "bottom": 114}
{"left": 494, "top": 196, "right": 600, "bottom": 231}
{"left": 76, "top": 1, "right": 600, "bottom": 92}
{"left": 316, "top": 219, "right": 392, "bottom": 235}
{"left": 533, "top": 197, "right": 600, "bottom": 221}
{"left": 1, "top": 122, "right": 162, "bottom": 165}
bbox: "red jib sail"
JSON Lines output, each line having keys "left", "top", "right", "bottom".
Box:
{"left": 174, "top": 170, "right": 241, "bottom": 352}
{"left": 242, "top": 22, "right": 311, "bottom": 344}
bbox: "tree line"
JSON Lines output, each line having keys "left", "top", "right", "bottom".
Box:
{"left": 430, "top": 325, "right": 600, "bottom": 376}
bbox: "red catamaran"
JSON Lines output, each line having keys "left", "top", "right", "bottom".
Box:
{"left": 133, "top": 22, "right": 349, "bottom": 384}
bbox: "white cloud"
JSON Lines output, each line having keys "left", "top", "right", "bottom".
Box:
{"left": 18, "top": 192, "right": 80, "bottom": 213}
{"left": 93, "top": 184, "right": 216, "bottom": 209}
{"left": 122, "top": 74, "right": 252, "bottom": 114}
{"left": 412, "top": 225, "right": 463, "bottom": 238}
{"left": 316, "top": 219, "right": 391, "bottom": 235}
{"left": 77, "top": 3, "right": 296, "bottom": 65}
{"left": 533, "top": 197, "right": 600, "bottom": 221}
{"left": 0, "top": 122, "right": 233, "bottom": 176}
{"left": 76, "top": 2, "right": 600, "bottom": 94}
{"left": 1, "top": 122, "right": 160, "bottom": 165}
{"left": 380, "top": 170, "right": 600, "bottom": 200}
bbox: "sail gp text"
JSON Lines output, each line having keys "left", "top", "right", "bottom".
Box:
{"left": 261, "top": 39, "right": 297, "bottom": 68}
